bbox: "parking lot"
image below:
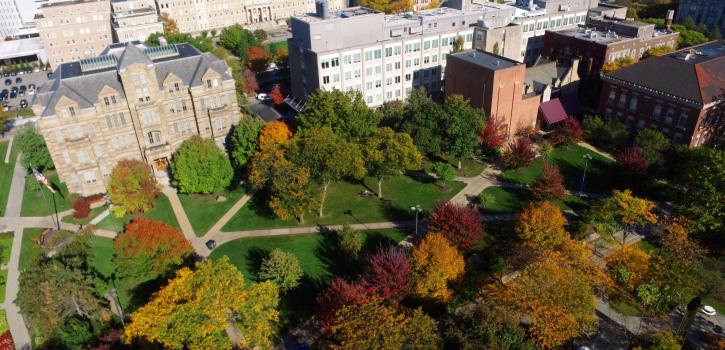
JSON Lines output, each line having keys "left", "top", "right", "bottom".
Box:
{"left": 1, "top": 69, "right": 52, "bottom": 111}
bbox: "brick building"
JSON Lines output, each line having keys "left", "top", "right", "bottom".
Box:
{"left": 598, "top": 40, "right": 725, "bottom": 148}
{"left": 31, "top": 42, "right": 241, "bottom": 195}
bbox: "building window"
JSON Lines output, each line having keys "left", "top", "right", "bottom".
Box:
{"left": 77, "top": 150, "right": 90, "bottom": 164}
{"left": 147, "top": 131, "right": 162, "bottom": 146}
{"left": 331, "top": 57, "right": 339, "bottom": 67}
{"left": 323, "top": 75, "right": 330, "bottom": 84}
{"left": 206, "top": 79, "right": 218, "bottom": 88}
{"left": 105, "top": 112, "right": 126, "bottom": 129}
{"left": 83, "top": 171, "right": 97, "bottom": 184}
{"left": 677, "top": 112, "right": 688, "bottom": 128}
{"left": 664, "top": 108, "right": 675, "bottom": 124}
{"left": 216, "top": 118, "right": 226, "bottom": 131}
{"left": 142, "top": 110, "right": 160, "bottom": 125}
{"left": 608, "top": 90, "right": 616, "bottom": 105}
{"left": 653, "top": 104, "right": 662, "bottom": 118}
{"left": 629, "top": 96, "right": 638, "bottom": 112}
{"left": 617, "top": 94, "right": 627, "bottom": 109}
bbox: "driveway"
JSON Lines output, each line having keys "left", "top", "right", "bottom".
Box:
{"left": 247, "top": 97, "right": 281, "bottom": 123}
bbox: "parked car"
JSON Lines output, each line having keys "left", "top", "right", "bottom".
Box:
{"left": 19, "top": 85, "right": 26, "bottom": 93}
{"left": 47, "top": 72, "right": 53, "bottom": 79}
{"left": 2, "top": 72, "right": 8, "bottom": 77}
{"left": 10, "top": 86, "right": 17, "bottom": 93}
{"left": 700, "top": 305, "right": 717, "bottom": 316}
{"left": 15, "top": 77, "right": 22, "bottom": 84}
{"left": 205, "top": 240, "right": 217, "bottom": 250}
{"left": 9, "top": 91, "right": 16, "bottom": 99}
{"left": 19, "top": 99, "right": 27, "bottom": 108}
{"left": 256, "top": 92, "right": 270, "bottom": 101}
{"left": 28, "top": 84, "right": 35, "bottom": 95}
{"left": 4, "top": 79, "right": 10, "bottom": 86}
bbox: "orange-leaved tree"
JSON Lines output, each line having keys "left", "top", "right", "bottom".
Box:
{"left": 247, "top": 45, "right": 271, "bottom": 72}
{"left": 530, "top": 163, "right": 566, "bottom": 201}
{"left": 113, "top": 217, "right": 193, "bottom": 285}
{"left": 654, "top": 218, "right": 707, "bottom": 266}
{"left": 107, "top": 159, "right": 158, "bottom": 218}
{"left": 258, "top": 120, "right": 292, "bottom": 150}
{"left": 605, "top": 244, "right": 651, "bottom": 292}
{"left": 411, "top": 232, "right": 465, "bottom": 302}
{"left": 269, "top": 84, "right": 284, "bottom": 105}
{"left": 594, "top": 189, "right": 657, "bottom": 244}
{"left": 515, "top": 201, "right": 568, "bottom": 250}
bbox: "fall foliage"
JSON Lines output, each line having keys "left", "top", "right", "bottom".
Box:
{"left": 113, "top": 217, "right": 193, "bottom": 285}
{"left": 269, "top": 84, "right": 284, "bottom": 105}
{"left": 124, "top": 257, "right": 279, "bottom": 350}
{"left": 268, "top": 163, "right": 317, "bottom": 222}
{"left": 530, "top": 163, "right": 566, "bottom": 201}
{"left": 362, "top": 245, "right": 412, "bottom": 303}
{"left": 477, "top": 116, "right": 508, "bottom": 151}
{"left": 243, "top": 68, "right": 259, "bottom": 94}
{"left": 605, "top": 245, "right": 651, "bottom": 291}
{"left": 428, "top": 202, "right": 484, "bottom": 250}
{"left": 617, "top": 146, "right": 648, "bottom": 177}
{"left": 247, "top": 45, "right": 271, "bottom": 72}
{"left": 552, "top": 117, "right": 584, "bottom": 145}
{"left": 315, "top": 278, "right": 370, "bottom": 333}
{"left": 258, "top": 120, "right": 293, "bottom": 149}
{"left": 515, "top": 201, "right": 568, "bottom": 250}
{"left": 411, "top": 232, "right": 465, "bottom": 302}
{"left": 72, "top": 198, "right": 91, "bottom": 220}
{"left": 502, "top": 137, "right": 536, "bottom": 169}
{"left": 654, "top": 218, "right": 707, "bottom": 266}
{"left": 107, "top": 159, "right": 158, "bottom": 218}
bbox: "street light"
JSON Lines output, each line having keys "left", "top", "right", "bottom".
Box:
{"left": 110, "top": 287, "right": 126, "bottom": 329}
{"left": 410, "top": 204, "right": 422, "bottom": 237}
{"left": 580, "top": 154, "right": 593, "bottom": 193}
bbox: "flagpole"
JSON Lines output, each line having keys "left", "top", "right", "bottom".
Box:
{"left": 30, "top": 164, "right": 60, "bottom": 230}
{"left": 51, "top": 191, "right": 60, "bottom": 230}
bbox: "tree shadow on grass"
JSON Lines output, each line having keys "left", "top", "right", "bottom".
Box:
{"left": 361, "top": 231, "right": 399, "bottom": 256}
{"left": 314, "top": 228, "right": 363, "bottom": 280}
{"left": 244, "top": 190, "right": 278, "bottom": 219}
{"left": 278, "top": 275, "right": 329, "bottom": 328}
{"left": 556, "top": 157, "right": 612, "bottom": 194}
{"left": 246, "top": 246, "right": 270, "bottom": 282}
{"left": 380, "top": 200, "right": 413, "bottom": 223}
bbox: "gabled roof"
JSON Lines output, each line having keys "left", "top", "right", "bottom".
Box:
{"left": 117, "top": 42, "right": 153, "bottom": 71}
{"left": 605, "top": 40, "right": 725, "bottom": 104}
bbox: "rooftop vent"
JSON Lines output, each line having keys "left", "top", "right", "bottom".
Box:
{"left": 677, "top": 48, "right": 704, "bottom": 61}
{"left": 316, "top": 0, "right": 330, "bottom": 18}
{"left": 79, "top": 55, "right": 118, "bottom": 72}
{"left": 144, "top": 45, "right": 179, "bottom": 60}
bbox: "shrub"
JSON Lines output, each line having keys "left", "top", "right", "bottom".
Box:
{"left": 431, "top": 162, "right": 456, "bottom": 190}
{"left": 71, "top": 198, "right": 91, "bottom": 220}
{"left": 551, "top": 117, "right": 584, "bottom": 145}
{"left": 501, "top": 138, "right": 536, "bottom": 169}
{"left": 258, "top": 249, "right": 303, "bottom": 292}
{"left": 616, "top": 146, "right": 648, "bottom": 178}
{"left": 337, "top": 225, "right": 363, "bottom": 257}
{"left": 530, "top": 163, "right": 566, "bottom": 200}
{"left": 428, "top": 202, "right": 484, "bottom": 250}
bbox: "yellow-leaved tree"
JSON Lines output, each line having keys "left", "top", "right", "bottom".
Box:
{"left": 124, "top": 257, "right": 279, "bottom": 350}
{"left": 258, "top": 120, "right": 292, "bottom": 150}
{"left": 605, "top": 245, "right": 651, "bottom": 292}
{"left": 592, "top": 189, "right": 658, "bottom": 244}
{"left": 411, "top": 232, "right": 465, "bottom": 302}
{"left": 515, "top": 201, "right": 568, "bottom": 249}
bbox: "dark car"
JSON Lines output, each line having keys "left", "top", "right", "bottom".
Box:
{"left": 205, "top": 240, "right": 217, "bottom": 250}
{"left": 28, "top": 83, "right": 35, "bottom": 90}
{"left": 19, "top": 99, "right": 27, "bottom": 108}
{"left": 47, "top": 72, "right": 53, "bottom": 79}
{"left": 4, "top": 79, "right": 10, "bottom": 86}
{"left": 9, "top": 91, "right": 16, "bottom": 99}
{"left": 10, "top": 86, "right": 17, "bottom": 93}
{"left": 15, "top": 77, "right": 21, "bottom": 84}
{"left": 0, "top": 92, "right": 6, "bottom": 101}
{"left": 19, "top": 85, "right": 26, "bottom": 92}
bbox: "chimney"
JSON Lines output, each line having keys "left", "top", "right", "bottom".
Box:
{"left": 665, "top": 9, "right": 674, "bottom": 30}
{"left": 316, "top": 0, "right": 330, "bottom": 19}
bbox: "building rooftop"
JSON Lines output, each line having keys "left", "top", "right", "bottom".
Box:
{"left": 449, "top": 49, "right": 521, "bottom": 70}
{"left": 604, "top": 40, "right": 725, "bottom": 104}
{"left": 0, "top": 38, "right": 44, "bottom": 61}
{"left": 552, "top": 25, "right": 674, "bottom": 44}
{"left": 39, "top": 0, "right": 105, "bottom": 8}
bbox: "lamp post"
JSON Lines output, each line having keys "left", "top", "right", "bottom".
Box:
{"left": 579, "top": 154, "right": 593, "bottom": 193}
{"left": 110, "top": 286, "right": 125, "bottom": 329}
{"left": 410, "top": 204, "right": 422, "bottom": 237}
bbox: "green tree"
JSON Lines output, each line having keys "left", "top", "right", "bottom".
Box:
{"left": 398, "top": 89, "right": 447, "bottom": 157}
{"left": 218, "top": 24, "right": 262, "bottom": 61}
{"left": 171, "top": 136, "right": 234, "bottom": 194}
{"left": 452, "top": 35, "right": 464, "bottom": 52}
{"left": 634, "top": 129, "right": 669, "bottom": 167}
{"left": 288, "top": 127, "right": 366, "bottom": 217}
{"left": 336, "top": 225, "right": 363, "bottom": 257}
{"left": 14, "top": 124, "right": 54, "bottom": 171}
{"left": 125, "top": 257, "right": 279, "bottom": 350}
{"left": 443, "top": 302, "right": 536, "bottom": 350}
{"left": 17, "top": 236, "right": 109, "bottom": 342}
{"left": 269, "top": 163, "right": 318, "bottom": 223}
{"left": 431, "top": 162, "right": 456, "bottom": 190}
{"left": 671, "top": 24, "right": 709, "bottom": 48}
{"left": 227, "top": 116, "right": 264, "bottom": 172}
{"left": 444, "top": 95, "right": 485, "bottom": 169}
{"left": 107, "top": 159, "right": 158, "bottom": 218}
{"left": 360, "top": 0, "right": 389, "bottom": 12}
{"left": 48, "top": 317, "right": 96, "bottom": 350}
{"left": 258, "top": 249, "right": 303, "bottom": 292}
{"left": 582, "top": 115, "right": 629, "bottom": 152}
{"left": 364, "top": 127, "right": 423, "bottom": 198}
{"left": 297, "top": 89, "right": 380, "bottom": 140}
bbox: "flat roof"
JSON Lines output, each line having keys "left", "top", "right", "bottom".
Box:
{"left": 449, "top": 49, "right": 521, "bottom": 70}
{"left": 552, "top": 26, "right": 675, "bottom": 44}
{"left": 0, "top": 38, "right": 44, "bottom": 61}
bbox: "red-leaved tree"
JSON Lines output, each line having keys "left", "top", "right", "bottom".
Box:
{"left": 0, "top": 331, "right": 14, "bottom": 350}
{"left": 502, "top": 137, "right": 536, "bottom": 169}
{"left": 243, "top": 68, "right": 259, "bottom": 94}
{"left": 269, "top": 84, "right": 284, "bottom": 105}
{"left": 72, "top": 198, "right": 91, "bottom": 220}
{"left": 616, "top": 146, "right": 648, "bottom": 177}
{"left": 428, "top": 202, "right": 484, "bottom": 250}
{"left": 315, "top": 278, "right": 370, "bottom": 333}
{"left": 531, "top": 163, "right": 567, "bottom": 200}
{"left": 552, "top": 117, "right": 584, "bottom": 145}
{"left": 247, "top": 45, "right": 271, "bottom": 72}
{"left": 362, "top": 246, "right": 412, "bottom": 303}
{"left": 478, "top": 116, "right": 508, "bottom": 151}
{"left": 113, "top": 217, "right": 193, "bottom": 283}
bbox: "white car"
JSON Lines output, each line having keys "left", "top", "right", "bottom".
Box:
{"left": 256, "top": 93, "right": 270, "bottom": 101}
{"left": 700, "top": 305, "right": 717, "bottom": 316}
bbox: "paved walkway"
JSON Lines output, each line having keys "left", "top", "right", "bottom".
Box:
{"left": 205, "top": 190, "right": 255, "bottom": 237}
{"left": 578, "top": 141, "right": 616, "bottom": 161}
{"left": 3, "top": 137, "right": 12, "bottom": 164}
{"left": 449, "top": 167, "right": 502, "bottom": 206}
{"left": 160, "top": 186, "right": 208, "bottom": 254}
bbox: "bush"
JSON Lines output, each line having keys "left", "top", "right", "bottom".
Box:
{"left": 107, "top": 159, "right": 158, "bottom": 218}
{"left": 530, "top": 163, "right": 566, "bottom": 200}
{"left": 428, "top": 202, "right": 484, "bottom": 250}
{"left": 501, "top": 138, "right": 536, "bottom": 169}
{"left": 71, "top": 198, "right": 91, "bottom": 220}
{"left": 171, "top": 136, "right": 234, "bottom": 194}
{"left": 582, "top": 115, "right": 629, "bottom": 152}
{"left": 431, "top": 162, "right": 456, "bottom": 190}
{"left": 258, "top": 249, "right": 303, "bottom": 292}
{"left": 337, "top": 225, "right": 363, "bottom": 257}
{"left": 551, "top": 117, "right": 584, "bottom": 145}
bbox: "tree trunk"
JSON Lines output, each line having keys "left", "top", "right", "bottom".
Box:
{"left": 319, "top": 182, "right": 329, "bottom": 218}
{"left": 458, "top": 159, "right": 462, "bottom": 170}
{"left": 377, "top": 178, "right": 383, "bottom": 199}
{"left": 298, "top": 215, "right": 305, "bottom": 224}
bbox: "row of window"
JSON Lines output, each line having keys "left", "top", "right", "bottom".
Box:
{"left": 607, "top": 89, "right": 689, "bottom": 128}
{"left": 521, "top": 14, "right": 585, "bottom": 34}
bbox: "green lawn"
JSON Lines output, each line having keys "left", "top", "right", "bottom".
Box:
{"left": 0, "top": 141, "right": 19, "bottom": 216}
{"left": 264, "top": 41, "right": 288, "bottom": 54}
{"left": 210, "top": 228, "right": 407, "bottom": 325}
{"left": 222, "top": 174, "right": 465, "bottom": 232}
{"left": 0, "top": 232, "right": 12, "bottom": 265}
{"left": 0, "top": 309, "right": 7, "bottom": 334}
{"left": 636, "top": 240, "right": 660, "bottom": 254}
{"left": 478, "top": 186, "right": 532, "bottom": 214}
{"left": 21, "top": 172, "right": 74, "bottom": 217}
{"left": 19, "top": 228, "right": 45, "bottom": 272}
{"left": 61, "top": 206, "right": 106, "bottom": 225}
{"left": 178, "top": 187, "right": 246, "bottom": 236}
{"left": 13, "top": 108, "right": 34, "bottom": 118}
{"left": 609, "top": 290, "right": 645, "bottom": 317}
{"left": 500, "top": 144, "right": 614, "bottom": 194}
{"left": 95, "top": 195, "right": 179, "bottom": 232}
{"left": 427, "top": 155, "right": 487, "bottom": 178}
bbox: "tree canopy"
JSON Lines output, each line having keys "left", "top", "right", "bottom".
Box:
{"left": 227, "top": 116, "right": 264, "bottom": 172}
{"left": 443, "top": 95, "right": 485, "bottom": 169}
{"left": 171, "top": 136, "right": 234, "bottom": 194}
{"left": 15, "top": 124, "right": 54, "bottom": 171}
{"left": 363, "top": 127, "right": 423, "bottom": 198}
{"left": 298, "top": 89, "right": 381, "bottom": 140}
{"left": 107, "top": 159, "right": 158, "bottom": 218}
{"left": 411, "top": 232, "right": 465, "bottom": 302}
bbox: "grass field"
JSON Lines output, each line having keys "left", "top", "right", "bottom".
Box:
{"left": 61, "top": 206, "right": 106, "bottom": 225}
{"left": 478, "top": 186, "right": 591, "bottom": 214}
{"left": 0, "top": 141, "right": 18, "bottom": 216}
{"left": 21, "top": 172, "right": 73, "bottom": 217}
{"left": 95, "top": 195, "right": 179, "bottom": 232}
{"left": 0, "top": 310, "right": 7, "bottom": 334}
{"left": 210, "top": 228, "right": 407, "bottom": 325}
{"left": 222, "top": 174, "right": 465, "bottom": 232}
{"left": 19, "top": 228, "right": 45, "bottom": 272}
{"left": 264, "top": 41, "right": 288, "bottom": 54}
{"left": 609, "top": 290, "right": 645, "bottom": 317}
{"left": 426, "top": 155, "right": 487, "bottom": 178}
{"left": 500, "top": 144, "right": 614, "bottom": 193}
{"left": 178, "top": 187, "right": 246, "bottom": 236}
{"left": 0, "top": 232, "right": 12, "bottom": 266}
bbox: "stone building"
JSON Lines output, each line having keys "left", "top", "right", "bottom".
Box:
{"left": 111, "top": 0, "right": 163, "bottom": 43}
{"left": 31, "top": 42, "right": 241, "bottom": 196}
{"left": 36, "top": 0, "right": 114, "bottom": 69}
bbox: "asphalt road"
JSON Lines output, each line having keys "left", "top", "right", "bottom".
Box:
{"left": 1, "top": 69, "right": 52, "bottom": 109}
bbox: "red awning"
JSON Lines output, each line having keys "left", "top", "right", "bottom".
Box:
{"left": 539, "top": 98, "right": 569, "bottom": 125}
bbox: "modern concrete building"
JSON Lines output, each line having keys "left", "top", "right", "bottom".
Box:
{"left": 287, "top": 3, "right": 506, "bottom": 107}
{"left": 36, "top": 0, "right": 114, "bottom": 69}
{"left": 111, "top": 0, "right": 163, "bottom": 43}
{"left": 0, "top": 0, "right": 23, "bottom": 39}
{"left": 676, "top": 0, "right": 725, "bottom": 34}
{"left": 599, "top": 40, "right": 725, "bottom": 148}
{"left": 31, "top": 42, "right": 241, "bottom": 195}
